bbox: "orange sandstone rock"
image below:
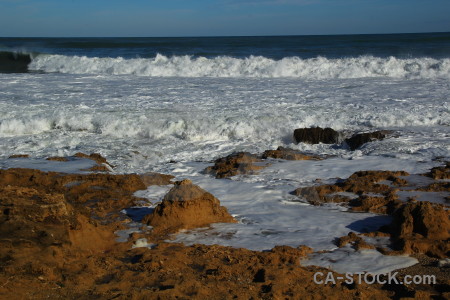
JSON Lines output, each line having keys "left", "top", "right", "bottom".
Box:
{"left": 390, "top": 201, "right": 450, "bottom": 258}
{"left": 143, "top": 179, "right": 236, "bottom": 233}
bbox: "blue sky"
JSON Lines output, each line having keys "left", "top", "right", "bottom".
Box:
{"left": 1, "top": 0, "right": 449, "bottom": 37}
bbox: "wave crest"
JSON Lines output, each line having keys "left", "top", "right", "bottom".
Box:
{"left": 28, "top": 54, "right": 450, "bottom": 79}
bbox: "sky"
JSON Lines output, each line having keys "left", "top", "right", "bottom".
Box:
{"left": 0, "top": 0, "right": 449, "bottom": 37}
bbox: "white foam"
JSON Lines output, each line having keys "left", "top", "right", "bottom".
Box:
{"left": 29, "top": 54, "right": 450, "bottom": 79}
{"left": 251, "top": 156, "right": 435, "bottom": 187}
{"left": 132, "top": 238, "right": 156, "bottom": 249}
{"left": 0, "top": 118, "right": 52, "bottom": 136}
{"left": 301, "top": 245, "right": 418, "bottom": 275}
{"left": 0, "top": 73, "right": 448, "bottom": 173}
{"left": 134, "top": 184, "right": 173, "bottom": 204}
{"left": 396, "top": 190, "right": 449, "bottom": 205}
{"left": 438, "top": 258, "right": 450, "bottom": 268}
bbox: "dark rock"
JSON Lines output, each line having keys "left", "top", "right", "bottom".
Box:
{"left": 344, "top": 130, "right": 392, "bottom": 151}
{"left": 293, "top": 127, "right": 341, "bottom": 144}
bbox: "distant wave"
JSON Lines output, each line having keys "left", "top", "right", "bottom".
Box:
{"left": 0, "top": 51, "right": 32, "bottom": 73}
{"left": 28, "top": 53, "right": 450, "bottom": 79}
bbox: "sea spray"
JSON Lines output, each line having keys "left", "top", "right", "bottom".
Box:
{"left": 29, "top": 54, "right": 450, "bottom": 79}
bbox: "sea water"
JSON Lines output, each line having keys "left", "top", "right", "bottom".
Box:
{"left": 1, "top": 33, "right": 449, "bottom": 273}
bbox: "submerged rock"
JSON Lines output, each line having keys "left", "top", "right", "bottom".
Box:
{"left": 139, "top": 172, "right": 174, "bottom": 186}
{"left": 45, "top": 152, "right": 114, "bottom": 172}
{"left": 344, "top": 130, "right": 392, "bottom": 151}
{"left": 293, "top": 127, "right": 341, "bottom": 144}
{"left": 293, "top": 186, "right": 322, "bottom": 204}
{"left": 74, "top": 152, "right": 112, "bottom": 166}
{"left": 75, "top": 152, "right": 114, "bottom": 171}
{"left": 46, "top": 156, "right": 69, "bottom": 162}
{"left": 336, "top": 232, "right": 376, "bottom": 251}
{"left": 205, "top": 152, "right": 267, "bottom": 178}
{"left": 8, "top": 154, "right": 29, "bottom": 158}
{"left": 262, "top": 146, "right": 321, "bottom": 161}
{"left": 143, "top": 179, "right": 236, "bottom": 233}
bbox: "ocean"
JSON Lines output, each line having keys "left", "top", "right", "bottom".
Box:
{"left": 0, "top": 33, "right": 449, "bottom": 273}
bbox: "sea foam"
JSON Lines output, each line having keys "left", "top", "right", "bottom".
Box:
{"left": 29, "top": 54, "right": 450, "bottom": 79}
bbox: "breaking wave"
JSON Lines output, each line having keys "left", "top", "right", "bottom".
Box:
{"left": 28, "top": 54, "right": 450, "bottom": 79}
{"left": 0, "top": 51, "right": 32, "bottom": 73}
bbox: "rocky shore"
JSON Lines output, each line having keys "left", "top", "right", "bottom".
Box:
{"left": 0, "top": 148, "right": 449, "bottom": 299}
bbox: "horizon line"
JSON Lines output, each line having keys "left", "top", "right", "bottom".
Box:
{"left": 1, "top": 30, "right": 449, "bottom": 39}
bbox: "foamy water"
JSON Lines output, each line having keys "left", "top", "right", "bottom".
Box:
{"left": 29, "top": 54, "right": 450, "bottom": 79}
{"left": 0, "top": 73, "right": 448, "bottom": 174}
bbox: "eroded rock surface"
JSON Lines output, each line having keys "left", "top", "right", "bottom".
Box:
{"left": 390, "top": 201, "right": 450, "bottom": 258}
{"left": 0, "top": 167, "right": 151, "bottom": 294}
{"left": 143, "top": 179, "right": 236, "bottom": 233}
